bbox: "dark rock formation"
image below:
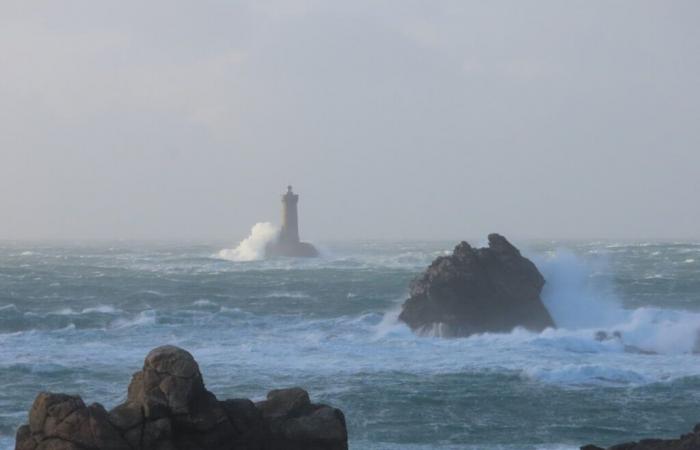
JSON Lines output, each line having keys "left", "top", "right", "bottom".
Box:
{"left": 265, "top": 241, "right": 318, "bottom": 258}
{"left": 15, "top": 345, "right": 347, "bottom": 450}
{"left": 399, "top": 233, "right": 555, "bottom": 337}
{"left": 581, "top": 423, "right": 700, "bottom": 449}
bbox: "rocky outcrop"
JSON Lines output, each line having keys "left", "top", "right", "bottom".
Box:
{"left": 581, "top": 423, "right": 700, "bottom": 449}
{"left": 399, "top": 233, "right": 555, "bottom": 337}
{"left": 265, "top": 241, "right": 319, "bottom": 258}
{"left": 15, "top": 345, "right": 347, "bottom": 450}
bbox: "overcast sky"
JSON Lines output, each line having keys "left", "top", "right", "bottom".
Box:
{"left": 1, "top": 0, "right": 698, "bottom": 241}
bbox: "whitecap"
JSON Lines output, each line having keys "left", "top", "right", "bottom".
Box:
{"left": 194, "top": 299, "right": 217, "bottom": 307}
{"left": 81, "top": 305, "right": 119, "bottom": 314}
{"left": 526, "top": 364, "right": 649, "bottom": 386}
{"left": 262, "top": 291, "right": 311, "bottom": 299}
{"left": 50, "top": 308, "right": 78, "bottom": 316}
{"left": 110, "top": 310, "right": 156, "bottom": 329}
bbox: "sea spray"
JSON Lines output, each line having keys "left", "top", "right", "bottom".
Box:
{"left": 218, "top": 222, "right": 279, "bottom": 262}
{"left": 535, "top": 249, "right": 700, "bottom": 354}
{"left": 536, "top": 250, "right": 626, "bottom": 329}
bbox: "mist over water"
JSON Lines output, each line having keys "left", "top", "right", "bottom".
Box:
{"left": 1, "top": 240, "right": 700, "bottom": 449}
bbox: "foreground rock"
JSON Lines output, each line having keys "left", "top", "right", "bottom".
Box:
{"left": 582, "top": 423, "right": 700, "bottom": 449}
{"left": 15, "top": 345, "right": 347, "bottom": 450}
{"left": 399, "top": 233, "right": 555, "bottom": 337}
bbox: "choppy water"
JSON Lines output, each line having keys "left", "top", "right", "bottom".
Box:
{"left": 1, "top": 240, "right": 700, "bottom": 449}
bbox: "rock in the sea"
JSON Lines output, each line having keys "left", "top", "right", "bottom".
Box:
{"left": 265, "top": 240, "right": 319, "bottom": 258}
{"left": 399, "top": 233, "right": 555, "bottom": 337}
{"left": 15, "top": 345, "right": 347, "bottom": 450}
{"left": 581, "top": 423, "right": 700, "bottom": 449}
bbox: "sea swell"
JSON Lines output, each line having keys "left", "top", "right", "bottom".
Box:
{"left": 2, "top": 241, "right": 700, "bottom": 449}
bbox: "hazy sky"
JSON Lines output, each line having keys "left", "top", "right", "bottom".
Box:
{"left": 1, "top": 1, "right": 698, "bottom": 241}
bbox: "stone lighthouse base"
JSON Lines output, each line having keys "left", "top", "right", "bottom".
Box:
{"left": 265, "top": 240, "right": 319, "bottom": 258}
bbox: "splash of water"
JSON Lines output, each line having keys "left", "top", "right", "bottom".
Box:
{"left": 536, "top": 250, "right": 627, "bottom": 329}
{"left": 218, "top": 222, "right": 279, "bottom": 262}
{"left": 536, "top": 250, "right": 700, "bottom": 355}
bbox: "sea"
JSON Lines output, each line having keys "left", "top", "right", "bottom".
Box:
{"left": 2, "top": 231, "right": 700, "bottom": 449}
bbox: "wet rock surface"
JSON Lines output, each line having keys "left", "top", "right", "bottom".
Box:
{"left": 581, "top": 423, "right": 700, "bottom": 449}
{"left": 265, "top": 241, "right": 319, "bottom": 258}
{"left": 15, "top": 345, "right": 347, "bottom": 450}
{"left": 399, "top": 233, "right": 555, "bottom": 336}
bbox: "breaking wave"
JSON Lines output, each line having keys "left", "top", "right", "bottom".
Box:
{"left": 217, "top": 222, "right": 279, "bottom": 262}
{"left": 537, "top": 250, "right": 700, "bottom": 356}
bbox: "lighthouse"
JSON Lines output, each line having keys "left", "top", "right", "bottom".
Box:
{"left": 265, "top": 186, "right": 319, "bottom": 258}
{"left": 279, "top": 185, "right": 300, "bottom": 245}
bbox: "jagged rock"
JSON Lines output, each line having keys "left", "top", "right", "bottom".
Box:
{"left": 17, "top": 392, "right": 128, "bottom": 450}
{"left": 265, "top": 240, "right": 319, "bottom": 258}
{"left": 399, "top": 233, "right": 555, "bottom": 337}
{"left": 15, "top": 345, "right": 347, "bottom": 450}
{"left": 256, "top": 388, "right": 347, "bottom": 450}
{"left": 581, "top": 423, "right": 700, "bottom": 449}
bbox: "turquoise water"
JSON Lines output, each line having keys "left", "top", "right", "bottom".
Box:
{"left": 1, "top": 240, "right": 700, "bottom": 449}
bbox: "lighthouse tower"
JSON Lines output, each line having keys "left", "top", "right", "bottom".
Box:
{"left": 265, "top": 186, "right": 319, "bottom": 258}
{"left": 279, "top": 185, "right": 300, "bottom": 244}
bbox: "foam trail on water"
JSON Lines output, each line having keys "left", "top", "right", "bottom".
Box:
{"left": 218, "top": 222, "right": 279, "bottom": 262}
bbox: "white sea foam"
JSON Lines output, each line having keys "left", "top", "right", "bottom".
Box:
{"left": 263, "top": 291, "right": 310, "bottom": 299}
{"left": 194, "top": 299, "right": 217, "bottom": 307}
{"left": 525, "top": 364, "right": 649, "bottom": 386}
{"left": 351, "top": 249, "right": 700, "bottom": 386}
{"left": 536, "top": 250, "right": 700, "bottom": 356}
{"left": 51, "top": 308, "right": 78, "bottom": 315}
{"left": 110, "top": 310, "right": 156, "bottom": 329}
{"left": 141, "top": 289, "right": 166, "bottom": 297}
{"left": 372, "top": 304, "right": 406, "bottom": 340}
{"left": 82, "top": 305, "right": 119, "bottom": 314}
{"left": 218, "top": 222, "right": 279, "bottom": 262}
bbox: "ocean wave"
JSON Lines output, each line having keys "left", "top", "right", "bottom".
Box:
{"left": 193, "top": 299, "right": 218, "bottom": 307}
{"left": 25, "top": 305, "right": 121, "bottom": 317}
{"left": 109, "top": 310, "right": 156, "bottom": 329}
{"left": 81, "top": 305, "right": 120, "bottom": 314}
{"left": 525, "top": 364, "right": 649, "bottom": 386}
{"left": 262, "top": 291, "right": 311, "bottom": 299}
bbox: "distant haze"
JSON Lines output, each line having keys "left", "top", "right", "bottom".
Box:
{"left": 1, "top": 1, "right": 698, "bottom": 241}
